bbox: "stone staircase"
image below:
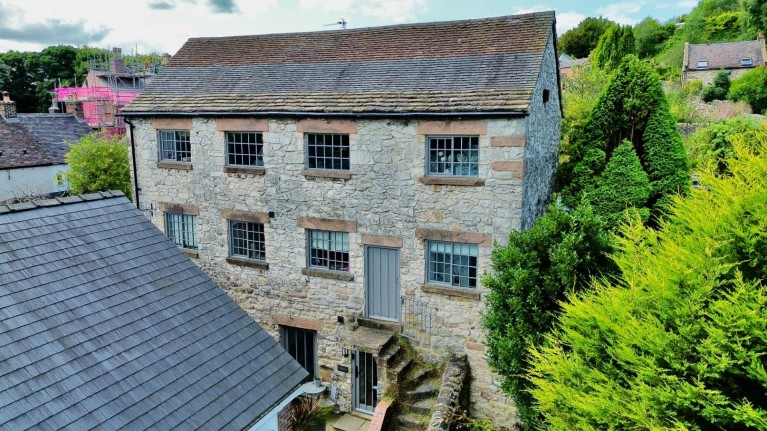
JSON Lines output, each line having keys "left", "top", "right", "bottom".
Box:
{"left": 379, "top": 337, "right": 444, "bottom": 431}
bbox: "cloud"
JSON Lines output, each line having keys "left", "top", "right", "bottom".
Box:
{"left": 595, "top": 2, "right": 645, "bottom": 25}
{"left": 148, "top": 1, "right": 175, "bottom": 10}
{"left": 677, "top": 0, "right": 698, "bottom": 8}
{"left": 0, "top": 19, "right": 110, "bottom": 45}
{"left": 299, "top": 0, "right": 427, "bottom": 23}
{"left": 556, "top": 12, "right": 588, "bottom": 34}
{"left": 208, "top": 0, "right": 238, "bottom": 13}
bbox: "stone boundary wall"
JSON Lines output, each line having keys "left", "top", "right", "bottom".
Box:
{"left": 428, "top": 354, "right": 470, "bottom": 431}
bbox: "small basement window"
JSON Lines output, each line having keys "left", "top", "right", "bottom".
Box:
{"left": 697, "top": 60, "right": 708, "bottom": 69}
{"left": 741, "top": 58, "right": 753, "bottom": 67}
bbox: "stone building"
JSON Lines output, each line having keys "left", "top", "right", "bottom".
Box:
{"left": 124, "top": 12, "right": 562, "bottom": 427}
{"left": 682, "top": 33, "right": 766, "bottom": 85}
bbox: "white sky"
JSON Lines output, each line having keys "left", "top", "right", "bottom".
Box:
{"left": 0, "top": 0, "right": 698, "bottom": 55}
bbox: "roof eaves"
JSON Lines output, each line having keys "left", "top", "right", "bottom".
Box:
{"left": 121, "top": 110, "right": 529, "bottom": 118}
{"left": 0, "top": 190, "right": 126, "bottom": 214}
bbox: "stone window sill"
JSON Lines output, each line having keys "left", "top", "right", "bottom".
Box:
{"left": 181, "top": 248, "right": 199, "bottom": 259}
{"left": 224, "top": 166, "right": 265, "bottom": 175}
{"left": 418, "top": 176, "right": 484, "bottom": 186}
{"left": 421, "top": 283, "right": 481, "bottom": 300}
{"left": 226, "top": 256, "right": 269, "bottom": 270}
{"left": 302, "top": 267, "right": 354, "bottom": 281}
{"left": 158, "top": 161, "right": 192, "bottom": 171}
{"left": 302, "top": 169, "right": 352, "bottom": 180}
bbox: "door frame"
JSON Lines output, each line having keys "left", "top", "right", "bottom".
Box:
{"left": 363, "top": 245, "right": 401, "bottom": 322}
{"left": 352, "top": 349, "right": 378, "bottom": 414}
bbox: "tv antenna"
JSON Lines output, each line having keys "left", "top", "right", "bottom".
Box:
{"left": 323, "top": 17, "right": 347, "bottom": 29}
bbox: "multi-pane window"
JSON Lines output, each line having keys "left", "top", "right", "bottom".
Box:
{"left": 281, "top": 326, "right": 316, "bottom": 379}
{"left": 158, "top": 130, "right": 191, "bottom": 162}
{"left": 229, "top": 220, "right": 265, "bottom": 260}
{"left": 165, "top": 212, "right": 197, "bottom": 249}
{"left": 307, "top": 230, "right": 349, "bottom": 272}
{"left": 427, "top": 136, "right": 479, "bottom": 177}
{"left": 306, "top": 133, "right": 350, "bottom": 170}
{"left": 427, "top": 241, "right": 478, "bottom": 288}
{"left": 226, "top": 132, "right": 264, "bottom": 167}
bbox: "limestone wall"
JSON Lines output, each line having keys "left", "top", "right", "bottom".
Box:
{"left": 130, "top": 112, "right": 551, "bottom": 425}
{"left": 683, "top": 68, "right": 753, "bottom": 86}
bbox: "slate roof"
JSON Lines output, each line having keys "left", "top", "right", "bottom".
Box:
{"left": 686, "top": 39, "right": 764, "bottom": 70}
{"left": 0, "top": 114, "right": 92, "bottom": 169}
{"left": 0, "top": 192, "right": 308, "bottom": 430}
{"left": 125, "top": 12, "right": 556, "bottom": 116}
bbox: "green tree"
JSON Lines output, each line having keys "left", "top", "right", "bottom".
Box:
{"left": 700, "top": 70, "right": 731, "bottom": 101}
{"left": 684, "top": 0, "right": 742, "bottom": 43}
{"left": 559, "top": 55, "right": 689, "bottom": 222}
{"left": 634, "top": 17, "right": 672, "bottom": 58}
{"left": 592, "top": 25, "right": 636, "bottom": 70}
{"left": 560, "top": 64, "right": 610, "bottom": 159}
{"left": 0, "top": 51, "right": 38, "bottom": 112}
{"left": 482, "top": 203, "right": 616, "bottom": 429}
{"left": 530, "top": 130, "right": 767, "bottom": 430}
{"left": 685, "top": 116, "right": 767, "bottom": 173}
{"left": 63, "top": 133, "right": 132, "bottom": 199}
{"left": 742, "top": 0, "right": 767, "bottom": 35}
{"left": 26, "top": 45, "right": 79, "bottom": 112}
{"left": 587, "top": 142, "right": 652, "bottom": 224}
{"left": 728, "top": 65, "right": 767, "bottom": 114}
{"left": 558, "top": 17, "right": 616, "bottom": 59}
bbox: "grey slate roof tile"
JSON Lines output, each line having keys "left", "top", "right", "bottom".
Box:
{"left": 0, "top": 195, "right": 307, "bottom": 430}
{"left": 125, "top": 12, "right": 554, "bottom": 115}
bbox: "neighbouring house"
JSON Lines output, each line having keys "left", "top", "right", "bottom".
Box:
{"left": 0, "top": 91, "right": 93, "bottom": 202}
{"left": 0, "top": 191, "right": 308, "bottom": 431}
{"left": 558, "top": 53, "right": 588, "bottom": 79}
{"left": 55, "top": 48, "right": 161, "bottom": 134}
{"left": 123, "top": 11, "right": 562, "bottom": 427}
{"left": 682, "top": 33, "right": 767, "bottom": 85}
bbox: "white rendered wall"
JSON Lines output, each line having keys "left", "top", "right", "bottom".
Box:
{"left": 0, "top": 164, "right": 68, "bottom": 202}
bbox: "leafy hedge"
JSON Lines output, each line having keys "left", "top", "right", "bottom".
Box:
{"left": 482, "top": 204, "right": 616, "bottom": 428}
{"left": 530, "top": 131, "right": 767, "bottom": 430}
{"left": 728, "top": 66, "right": 767, "bottom": 114}
{"left": 64, "top": 133, "right": 132, "bottom": 199}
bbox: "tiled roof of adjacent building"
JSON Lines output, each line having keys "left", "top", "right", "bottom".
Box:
{"left": 0, "top": 114, "right": 92, "bottom": 169}
{"left": 686, "top": 39, "right": 764, "bottom": 70}
{"left": 124, "top": 12, "right": 556, "bottom": 115}
{"left": 0, "top": 192, "right": 308, "bottom": 430}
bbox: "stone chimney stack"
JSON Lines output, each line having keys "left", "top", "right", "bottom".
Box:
{"left": 1, "top": 91, "right": 17, "bottom": 119}
{"left": 759, "top": 33, "right": 767, "bottom": 64}
{"left": 65, "top": 94, "right": 85, "bottom": 120}
{"left": 162, "top": 53, "right": 172, "bottom": 66}
{"left": 110, "top": 47, "right": 127, "bottom": 73}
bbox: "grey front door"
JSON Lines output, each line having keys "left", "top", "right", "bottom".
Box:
{"left": 353, "top": 350, "right": 377, "bottom": 413}
{"left": 365, "top": 246, "right": 400, "bottom": 321}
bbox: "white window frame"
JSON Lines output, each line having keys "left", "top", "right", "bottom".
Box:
{"left": 426, "top": 136, "right": 480, "bottom": 177}
{"left": 741, "top": 58, "right": 753, "bottom": 67}
{"left": 696, "top": 60, "right": 708, "bottom": 69}
{"left": 426, "top": 241, "right": 479, "bottom": 288}
{"left": 158, "top": 130, "right": 191, "bottom": 163}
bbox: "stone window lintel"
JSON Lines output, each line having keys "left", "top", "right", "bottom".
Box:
{"left": 415, "top": 227, "right": 491, "bottom": 246}
{"left": 220, "top": 208, "right": 270, "bottom": 224}
{"left": 157, "top": 161, "right": 192, "bottom": 171}
{"left": 297, "top": 216, "right": 357, "bottom": 233}
{"left": 159, "top": 202, "right": 200, "bottom": 216}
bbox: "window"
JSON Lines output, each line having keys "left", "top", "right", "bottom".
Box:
{"left": 741, "top": 58, "right": 753, "bottom": 67}
{"left": 427, "top": 136, "right": 479, "bottom": 177}
{"left": 697, "top": 60, "right": 708, "bottom": 69}
{"left": 158, "top": 130, "right": 191, "bottom": 162}
{"left": 229, "top": 220, "right": 265, "bottom": 260}
{"left": 281, "top": 326, "right": 316, "bottom": 379}
{"left": 226, "top": 132, "right": 264, "bottom": 167}
{"left": 165, "top": 212, "right": 197, "bottom": 249}
{"left": 427, "top": 241, "right": 478, "bottom": 288}
{"left": 306, "top": 133, "right": 350, "bottom": 170}
{"left": 307, "top": 230, "right": 349, "bottom": 272}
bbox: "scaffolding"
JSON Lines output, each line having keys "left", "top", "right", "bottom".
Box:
{"left": 54, "top": 47, "right": 162, "bottom": 134}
